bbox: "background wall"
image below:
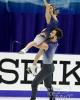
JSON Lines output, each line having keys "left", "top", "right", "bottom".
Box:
{"left": 0, "top": 0, "right": 80, "bottom": 54}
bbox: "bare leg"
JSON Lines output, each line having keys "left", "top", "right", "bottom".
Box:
{"left": 27, "top": 49, "right": 44, "bottom": 76}
{"left": 20, "top": 41, "right": 36, "bottom": 53}
{"left": 20, "top": 40, "right": 48, "bottom": 53}
{"left": 21, "top": 41, "right": 48, "bottom": 64}
{"left": 27, "top": 43, "right": 48, "bottom": 76}
{"left": 32, "top": 42, "right": 49, "bottom": 65}
{"left": 34, "top": 42, "right": 48, "bottom": 51}
{"left": 33, "top": 49, "right": 44, "bottom": 65}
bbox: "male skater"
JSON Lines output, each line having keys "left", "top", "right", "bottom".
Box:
{"left": 30, "top": 28, "right": 63, "bottom": 100}
{"left": 27, "top": 28, "right": 62, "bottom": 75}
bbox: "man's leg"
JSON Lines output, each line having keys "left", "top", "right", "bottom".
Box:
{"left": 27, "top": 45, "right": 48, "bottom": 76}
{"left": 30, "top": 64, "right": 54, "bottom": 100}
{"left": 43, "top": 64, "right": 55, "bottom": 100}
{"left": 44, "top": 74, "right": 55, "bottom": 100}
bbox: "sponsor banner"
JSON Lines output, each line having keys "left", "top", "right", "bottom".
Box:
{"left": 0, "top": 52, "right": 80, "bottom": 98}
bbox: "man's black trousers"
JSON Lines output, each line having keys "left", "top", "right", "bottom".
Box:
{"left": 30, "top": 63, "right": 55, "bottom": 100}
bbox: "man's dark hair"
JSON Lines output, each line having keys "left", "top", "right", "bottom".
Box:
{"left": 55, "top": 28, "right": 63, "bottom": 39}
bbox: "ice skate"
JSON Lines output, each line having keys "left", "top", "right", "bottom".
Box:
{"left": 27, "top": 64, "right": 37, "bottom": 76}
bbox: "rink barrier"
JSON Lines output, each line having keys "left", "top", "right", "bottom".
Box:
{"left": 0, "top": 53, "right": 80, "bottom": 98}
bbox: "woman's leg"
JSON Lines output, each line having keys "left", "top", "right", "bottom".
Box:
{"left": 26, "top": 42, "right": 48, "bottom": 75}
{"left": 34, "top": 42, "right": 48, "bottom": 51}
{"left": 20, "top": 40, "right": 48, "bottom": 53}
{"left": 20, "top": 33, "right": 47, "bottom": 53}
{"left": 20, "top": 41, "right": 37, "bottom": 53}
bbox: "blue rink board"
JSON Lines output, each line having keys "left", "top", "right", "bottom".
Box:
{"left": 0, "top": 91, "right": 80, "bottom": 98}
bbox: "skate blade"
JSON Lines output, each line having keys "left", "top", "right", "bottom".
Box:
{"left": 27, "top": 68, "right": 32, "bottom": 73}
{"left": 18, "top": 51, "right": 25, "bottom": 54}
{"left": 26, "top": 68, "right": 36, "bottom": 76}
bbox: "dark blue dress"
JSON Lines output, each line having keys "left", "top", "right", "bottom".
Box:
{"left": 42, "top": 17, "right": 59, "bottom": 37}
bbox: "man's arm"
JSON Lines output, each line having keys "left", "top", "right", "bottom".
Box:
{"left": 33, "top": 49, "right": 44, "bottom": 65}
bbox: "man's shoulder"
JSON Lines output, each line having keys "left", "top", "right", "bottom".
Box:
{"left": 47, "top": 41, "right": 58, "bottom": 45}
{"left": 47, "top": 41, "right": 58, "bottom": 49}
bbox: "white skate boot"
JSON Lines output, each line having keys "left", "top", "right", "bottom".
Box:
{"left": 27, "top": 64, "right": 37, "bottom": 76}
{"left": 19, "top": 48, "right": 26, "bottom": 54}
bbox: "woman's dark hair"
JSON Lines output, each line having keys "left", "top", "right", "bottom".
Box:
{"left": 55, "top": 28, "right": 63, "bottom": 39}
{"left": 50, "top": 4, "right": 57, "bottom": 14}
